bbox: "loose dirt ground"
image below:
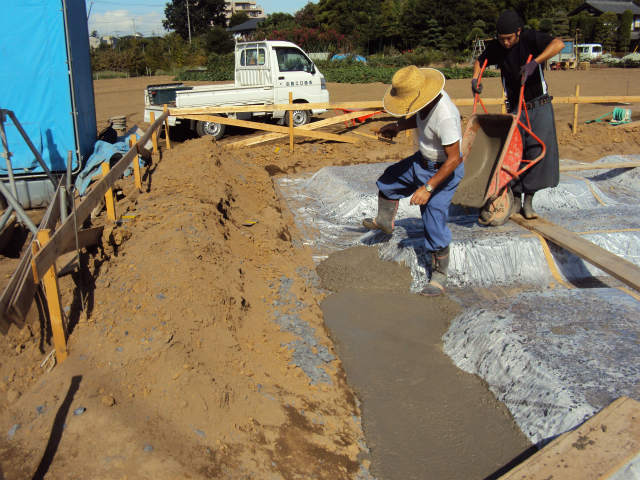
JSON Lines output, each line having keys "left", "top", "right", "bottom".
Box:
{"left": 0, "top": 68, "right": 638, "bottom": 479}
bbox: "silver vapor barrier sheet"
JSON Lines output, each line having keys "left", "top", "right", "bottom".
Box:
{"left": 276, "top": 154, "right": 640, "bottom": 447}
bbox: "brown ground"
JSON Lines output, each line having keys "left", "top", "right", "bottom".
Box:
{"left": 0, "top": 68, "right": 638, "bottom": 479}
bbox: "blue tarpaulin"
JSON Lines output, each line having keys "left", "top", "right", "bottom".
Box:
{"left": 0, "top": 0, "right": 96, "bottom": 176}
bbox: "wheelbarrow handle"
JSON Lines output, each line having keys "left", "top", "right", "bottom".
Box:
{"left": 515, "top": 55, "right": 534, "bottom": 123}
{"left": 473, "top": 59, "right": 489, "bottom": 115}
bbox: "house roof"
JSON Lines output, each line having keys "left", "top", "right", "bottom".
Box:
{"left": 569, "top": 0, "right": 640, "bottom": 15}
{"left": 227, "top": 18, "right": 264, "bottom": 33}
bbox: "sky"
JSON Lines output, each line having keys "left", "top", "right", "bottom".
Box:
{"left": 87, "top": 0, "right": 312, "bottom": 37}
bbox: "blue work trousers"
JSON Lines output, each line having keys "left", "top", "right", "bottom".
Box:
{"left": 376, "top": 151, "right": 464, "bottom": 252}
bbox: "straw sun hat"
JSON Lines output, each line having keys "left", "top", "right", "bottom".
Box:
{"left": 383, "top": 65, "right": 445, "bottom": 117}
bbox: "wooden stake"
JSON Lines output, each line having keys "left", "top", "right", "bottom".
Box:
{"left": 150, "top": 111, "right": 158, "bottom": 153}
{"left": 101, "top": 162, "right": 116, "bottom": 221}
{"left": 573, "top": 84, "right": 580, "bottom": 135}
{"left": 129, "top": 134, "right": 142, "bottom": 191}
{"left": 35, "top": 229, "right": 67, "bottom": 363}
{"left": 501, "top": 92, "right": 507, "bottom": 114}
{"left": 288, "top": 92, "right": 294, "bottom": 153}
{"left": 163, "top": 104, "right": 171, "bottom": 150}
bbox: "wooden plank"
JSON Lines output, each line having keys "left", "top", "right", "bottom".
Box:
{"left": 170, "top": 100, "right": 383, "bottom": 116}
{"left": 171, "top": 96, "right": 640, "bottom": 117}
{"left": 560, "top": 161, "right": 640, "bottom": 172}
{"left": 225, "top": 110, "right": 373, "bottom": 148}
{"left": 499, "top": 397, "right": 640, "bottom": 480}
{"left": 130, "top": 134, "right": 142, "bottom": 191}
{"left": 101, "top": 163, "right": 116, "bottom": 221}
{"left": 180, "top": 114, "right": 360, "bottom": 144}
{"left": 35, "top": 229, "right": 67, "bottom": 363}
{"left": 288, "top": 92, "right": 294, "bottom": 152}
{"left": 31, "top": 111, "right": 168, "bottom": 283}
{"left": 573, "top": 84, "right": 580, "bottom": 135}
{"left": 511, "top": 214, "right": 640, "bottom": 291}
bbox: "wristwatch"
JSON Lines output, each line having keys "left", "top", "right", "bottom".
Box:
{"left": 425, "top": 184, "right": 433, "bottom": 193}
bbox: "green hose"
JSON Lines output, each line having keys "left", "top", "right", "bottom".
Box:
{"left": 585, "top": 107, "right": 631, "bottom": 125}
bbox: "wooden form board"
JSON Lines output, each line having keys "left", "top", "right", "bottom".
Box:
{"left": 560, "top": 161, "right": 640, "bottom": 172}
{"left": 30, "top": 111, "right": 168, "bottom": 284}
{"left": 171, "top": 100, "right": 383, "bottom": 116}
{"left": 225, "top": 110, "right": 376, "bottom": 148}
{"left": 180, "top": 114, "right": 360, "bottom": 144}
{"left": 170, "top": 96, "right": 640, "bottom": 117}
{"left": 499, "top": 396, "right": 640, "bottom": 479}
{"left": 511, "top": 214, "right": 640, "bottom": 292}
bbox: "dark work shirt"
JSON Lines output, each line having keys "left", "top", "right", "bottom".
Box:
{"left": 478, "top": 29, "right": 554, "bottom": 108}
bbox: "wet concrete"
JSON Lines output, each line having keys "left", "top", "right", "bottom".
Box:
{"left": 318, "top": 246, "right": 533, "bottom": 480}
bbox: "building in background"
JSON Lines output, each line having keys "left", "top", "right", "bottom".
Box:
{"left": 225, "top": 1, "right": 265, "bottom": 22}
{"left": 568, "top": 0, "right": 640, "bottom": 43}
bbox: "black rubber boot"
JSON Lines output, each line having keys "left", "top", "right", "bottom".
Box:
{"left": 522, "top": 192, "right": 538, "bottom": 219}
{"left": 363, "top": 193, "right": 399, "bottom": 234}
{"left": 420, "top": 245, "right": 450, "bottom": 296}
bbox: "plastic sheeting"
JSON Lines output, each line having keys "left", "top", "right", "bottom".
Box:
{"left": 277, "top": 154, "right": 640, "bottom": 291}
{"left": 443, "top": 288, "right": 640, "bottom": 446}
{"left": 276, "top": 154, "right": 640, "bottom": 447}
{"left": 0, "top": 0, "right": 96, "bottom": 175}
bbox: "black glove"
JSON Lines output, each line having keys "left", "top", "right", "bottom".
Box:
{"left": 471, "top": 78, "right": 483, "bottom": 94}
{"left": 520, "top": 60, "right": 538, "bottom": 84}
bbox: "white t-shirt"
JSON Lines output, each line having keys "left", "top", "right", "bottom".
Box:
{"left": 415, "top": 90, "right": 461, "bottom": 162}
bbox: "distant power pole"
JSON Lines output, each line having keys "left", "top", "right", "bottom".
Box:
{"left": 186, "top": 0, "right": 192, "bottom": 44}
{"left": 132, "top": 18, "right": 136, "bottom": 35}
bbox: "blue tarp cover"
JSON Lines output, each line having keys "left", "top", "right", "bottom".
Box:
{"left": 0, "top": 0, "right": 96, "bottom": 175}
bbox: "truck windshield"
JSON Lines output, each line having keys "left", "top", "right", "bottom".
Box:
{"left": 275, "top": 47, "right": 313, "bottom": 73}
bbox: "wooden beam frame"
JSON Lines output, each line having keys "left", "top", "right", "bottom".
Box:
{"left": 180, "top": 114, "right": 360, "bottom": 144}
{"left": 225, "top": 110, "right": 376, "bottom": 149}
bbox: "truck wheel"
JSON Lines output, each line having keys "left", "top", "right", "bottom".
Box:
{"left": 285, "top": 109, "right": 310, "bottom": 127}
{"left": 196, "top": 120, "right": 226, "bottom": 140}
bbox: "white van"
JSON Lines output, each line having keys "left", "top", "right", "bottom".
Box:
{"left": 144, "top": 40, "right": 329, "bottom": 140}
{"left": 576, "top": 43, "right": 603, "bottom": 61}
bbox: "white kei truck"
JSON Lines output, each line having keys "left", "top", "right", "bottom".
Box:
{"left": 143, "top": 40, "right": 330, "bottom": 140}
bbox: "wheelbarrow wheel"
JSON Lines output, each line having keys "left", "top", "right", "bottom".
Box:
{"left": 479, "top": 186, "right": 515, "bottom": 227}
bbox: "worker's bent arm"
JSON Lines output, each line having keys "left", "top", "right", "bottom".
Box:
{"left": 409, "top": 141, "right": 462, "bottom": 206}
{"left": 535, "top": 37, "right": 565, "bottom": 64}
{"left": 472, "top": 59, "right": 482, "bottom": 80}
{"left": 379, "top": 115, "right": 417, "bottom": 139}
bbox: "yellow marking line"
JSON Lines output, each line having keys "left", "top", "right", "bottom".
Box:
{"left": 562, "top": 173, "right": 606, "bottom": 206}
{"left": 531, "top": 231, "right": 574, "bottom": 289}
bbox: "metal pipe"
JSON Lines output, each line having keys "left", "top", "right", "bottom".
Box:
{"left": 3, "top": 111, "right": 57, "bottom": 187}
{"left": 59, "top": 186, "right": 67, "bottom": 222}
{"left": 0, "top": 111, "right": 19, "bottom": 201}
{"left": 66, "top": 150, "right": 72, "bottom": 194}
{"left": 0, "top": 206, "right": 14, "bottom": 232}
{"left": 0, "top": 182, "right": 37, "bottom": 235}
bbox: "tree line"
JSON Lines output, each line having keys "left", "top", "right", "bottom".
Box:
{"left": 90, "top": 0, "right": 639, "bottom": 76}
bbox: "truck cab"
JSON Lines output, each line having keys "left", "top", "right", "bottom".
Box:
{"left": 144, "top": 40, "right": 329, "bottom": 140}
{"left": 576, "top": 43, "right": 603, "bottom": 61}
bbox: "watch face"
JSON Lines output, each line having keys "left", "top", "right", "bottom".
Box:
{"left": 426, "top": 184, "right": 433, "bottom": 192}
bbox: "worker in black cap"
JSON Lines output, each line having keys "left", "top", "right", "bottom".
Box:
{"left": 472, "top": 9, "right": 564, "bottom": 220}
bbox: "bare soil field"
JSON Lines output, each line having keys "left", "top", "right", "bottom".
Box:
{"left": 0, "top": 68, "right": 638, "bottom": 479}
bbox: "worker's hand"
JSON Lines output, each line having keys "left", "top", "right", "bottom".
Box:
{"left": 410, "top": 186, "right": 431, "bottom": 206}
{"left": 471, "top": 78, "right": 483, "bottom": 95}
{"left": 378, "top": 122, "right": 399, "bottom": 139}
{"left": 520, "top": 60, "right": 538, "bottom": 84}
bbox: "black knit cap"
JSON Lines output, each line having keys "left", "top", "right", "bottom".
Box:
{"left": 496, "top": 9, "right": 523, "bottom": 34}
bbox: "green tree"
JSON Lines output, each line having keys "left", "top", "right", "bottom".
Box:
{"left": 229, "top": 11, "right": 249, "bottom": 27}
{"left": 618, "top": 9, "right": 633, "bottom": 52}
{"left": 163, "top": 0, "right": 227, "bottom": 40}
{"left": 205, "top": 26, "right": 235, "bottom": 54}
{"left": 295, "top": 2, "right": 320, "bottom": 28}
{"left": 552, "top": 9, "right": 569, "bottom": 37}
{"left": 594, "top": 11, "right": 618, "bottom": 51}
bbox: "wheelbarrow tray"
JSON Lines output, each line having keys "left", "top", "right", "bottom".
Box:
{"left": 452, "top": 113, "right": 523, "bottom": 208}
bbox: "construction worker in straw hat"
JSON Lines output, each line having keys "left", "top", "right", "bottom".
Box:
{"left": 363, "top": 65, "right": 464, "bottom": 296}
{"left": 472, "top": 9, "right": 563, "bottom": 220}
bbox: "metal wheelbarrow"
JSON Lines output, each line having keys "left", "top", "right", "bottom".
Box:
{"left": 452, "top": 57, "right": 546, "bottom": 226}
